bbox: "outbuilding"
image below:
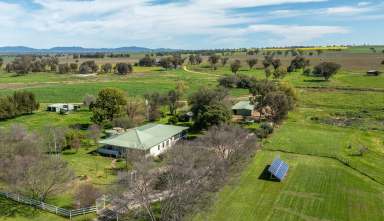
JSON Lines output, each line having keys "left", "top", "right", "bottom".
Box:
{"left": 367, "top": 70, "right": 381, "bottom": 76}
{"left": 98, "top": 123, "right": 188, "bottom": 157}
{"left": 47, "top": 103, "right": 80, "bottom": 113}
{"left": 232, "top": 101, "right": 255, "bottom": 117}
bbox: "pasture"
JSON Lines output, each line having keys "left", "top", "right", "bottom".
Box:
{"left": 0, "top": 47, "right": 383, "bottom": 221}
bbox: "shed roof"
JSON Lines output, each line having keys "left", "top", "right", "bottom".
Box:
{"left": 232, "top": 101, "right": 255, "bottom": 111}
{"left": 99, "top": 123, "right": 188, "bottom": 150}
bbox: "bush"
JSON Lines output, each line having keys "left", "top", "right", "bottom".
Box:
{"left": 218, "top": 75, "right": 238, "bottom": 88}
{"left": 313, "top": 62, "right": 341, "bottom": 80}
{"left": 112, "top": 116, "right": 134, "bottom": 129}
{"left": 177, "top": 112, "right": 191, "bottom": 122}
{"left": 303, "top": 68, "right": 311, "bottom": 75}
{"left": 168, "top": 116, "right": 179, "bottom": 125}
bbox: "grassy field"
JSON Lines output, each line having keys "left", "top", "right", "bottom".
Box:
{"left": 193, "top": 151, "right": 384, "bottom": 221}
{"left": 1, "top": 49, "right": 384, "bottom": 221}
{"left": 191, "top": 55, "right": 384, "bottom": 220}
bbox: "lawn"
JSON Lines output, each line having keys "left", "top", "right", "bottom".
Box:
{"left": 192, "top": 66, "right": 384, "bottom": 220}
{"left": 0, "top": 107, "right": 92, "bottom": 131}
{"left": 193, "top": 151, "right": 384, "bottom": 221}
{"left": 0, "top": 196, "right": 95, "bottom": 221}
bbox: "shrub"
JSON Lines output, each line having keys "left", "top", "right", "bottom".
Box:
{"left": 313, "top": 62, "right": 341, "bottom": 80}
{"left": 303, "top": 68, "right": 311, "bottom": 75}
{"left": 168, "top": 116, "right": 179, "bottom": 125}
{"left": 218, "top": 75, "right": 238, "bottom": 88}
{"left": 112, "top": 116, "right": 134, "bottom": 129}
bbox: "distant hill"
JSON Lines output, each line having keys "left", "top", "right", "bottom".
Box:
{"left": 0, "top": 46, "right": 179, "bottom": 54}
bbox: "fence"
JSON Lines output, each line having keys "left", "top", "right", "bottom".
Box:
{"left": 0, "top": 191, "right": 96, "bottom": 219}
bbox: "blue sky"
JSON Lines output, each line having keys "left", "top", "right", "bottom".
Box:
{"left": 0, "top": 0, "right": 383, "bottom": 49}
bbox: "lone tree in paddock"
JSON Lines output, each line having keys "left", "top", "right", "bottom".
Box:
{"left": 230, "top": 60, "right": 241, "bottom": 74}
{"left": 208, "top": 54, "right": 221, "bottom": 70}
{"left": 313, "top": 62, "right": 341, "bottom": 81}
{"left": 247, "top": 58, "right": 258, "bottom": 70}
{"left": 115, "top": 63, "right": 133, "bottom": 75}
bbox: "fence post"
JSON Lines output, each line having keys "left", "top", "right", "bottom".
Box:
{"left": 55, "top": 206, "right": 58, "bottom": 214}
{"left": 103, "top": 195, "right": 106, "bottom": 209}
{"left": 69, "top": 210, "right": 72, "bottom": 220}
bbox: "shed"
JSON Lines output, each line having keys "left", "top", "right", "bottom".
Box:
{"left": 367, "top": 70, "right": 381, "bottom": 76}
{"left": 47, "top": 103, "right": 80, "bottom": 113}
{"left": 232, "top": 101, "right": 255, "bottom": 116}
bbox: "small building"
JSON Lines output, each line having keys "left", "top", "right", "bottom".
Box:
{"left": 367, "top": 70, "right": 381, "bottom": 76}
{"left": 98, "top": 123, "right": 188, "bottom": 157}
{"left": 232, "top": 101, "right": 255, "bottom": 117}
{"left": 47, "top": 103, "right": 80, "bottom": 113}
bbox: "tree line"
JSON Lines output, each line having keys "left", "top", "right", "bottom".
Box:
{"left": 0, "top": 91, "right": 39, "bottom": 120}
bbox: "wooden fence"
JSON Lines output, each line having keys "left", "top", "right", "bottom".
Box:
{"left": 0, "top": 191, "right": 96, "bottom": 219}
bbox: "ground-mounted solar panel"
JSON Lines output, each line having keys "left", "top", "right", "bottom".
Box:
{"left": 268, "top": 157, "right": 289, "bottom": 181}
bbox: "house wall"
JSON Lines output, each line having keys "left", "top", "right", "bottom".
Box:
{"left": 233, "top": 109, "right": 252, "bottom": 116}
{"left": 149, "top": 133, "right": 182, "bottom": 156}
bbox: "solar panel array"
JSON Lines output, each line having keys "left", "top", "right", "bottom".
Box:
{"left": 268, "top": 157, "right": 289, "bottom": 181}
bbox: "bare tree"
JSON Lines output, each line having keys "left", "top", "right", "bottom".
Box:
{"left": 88, "top": 124, "right": 101, "bottom": 145}
{"left": 0, "top": 125, "right": 73, "bottom": 201}
{"left": 196, "top": 124, "right": 256, "bottom": 163}
{"left": 126, "top": 97, "right": 145, "bottom": 124}
{"left": 117, "top": 156, "right": 158, "bottom": 221}
{"left": 43, "top": 125, "right": 67, "bottom": 154}
{"left": 75, "top": 183, "right": 101, "bottom": 208}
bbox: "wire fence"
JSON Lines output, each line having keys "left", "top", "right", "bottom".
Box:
{"left": 0, "top": 191, "right": 96, "bottom": 219}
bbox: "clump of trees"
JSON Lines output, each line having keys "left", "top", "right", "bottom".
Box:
{"left": 208, "top": 54, "right": 221, "bottom": 70}
{"left": 115, "top": 63, "right": 133, "bottom": 75}
{"left": 0, "top": 125, "right": 73, "bottom": 201}
{"left": 247, "top": 58, "right": 258, "bottom": 70}
{"left": 79, "top": 60, "right": 99, "bottom": 74}
{"left": 139, "top": 55, "right": 157, "bottom": 67}
{"left": 0, "top": 91, "right": 39, "bottom": 120}
{"left": 230, "top": 60, "right": 241, "bottom": 74}
{"left": 158, "top": 55, "right": 186, "bottom": 70}
{"left": 91, "top": 88, "right": 127, "bottom": 124}
{"left": 312, "top": 62, "right": 341, "bottom": 80}
{"left": 287, "top": 56, "right": 310, "bottom": 72}
{"left": 249, "top": 80, "right": 297, "bottom": 123}
{"left": 189, "top": 87, "right": 231, "bottom": 129}
{"left": 218, "top": 74, "right": 257, "bottom": 89}
{"left": 188, "top": 54, "right": 203, "bottom": 65}
{"left": 5, "top": 55, "right": 59, "bottom": 75}
{"left": 101, "top": 63, "right": 113, "bottom": 73}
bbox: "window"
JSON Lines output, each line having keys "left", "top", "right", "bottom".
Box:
{"left": 158, "top": 145, "right": 160, "bottom": 151}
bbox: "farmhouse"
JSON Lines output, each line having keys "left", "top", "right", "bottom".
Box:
{"left": 47, "top": 103, "right": 80, "bottom": 113}
{"left": 232, "top": 101, "right": 255, "bottom": 117}
{"left": 98, "top": 123, "right": 188, "bottom": 157}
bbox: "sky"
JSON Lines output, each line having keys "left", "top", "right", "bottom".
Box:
{"left": 0, "top": 0, "right": 383, "bottom": 49}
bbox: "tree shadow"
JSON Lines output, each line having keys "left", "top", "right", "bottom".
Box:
{"left": 258, "top": 165, "right": 280, "bottom": 182}
{"left": 303, "top": 79, "right": 327, "bottom": 83}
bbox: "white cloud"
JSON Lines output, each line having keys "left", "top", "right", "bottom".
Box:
{"left": 247, "top": 24, "right": 349, "bottom": 45}
{"left": 358, "top": 2, "right": 371, "bottom": 6}
{"left": 0, "top": 0, "right": 359, "bottom": 48}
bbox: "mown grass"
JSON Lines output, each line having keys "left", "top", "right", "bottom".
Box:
{"left": 193, "top": 66, "right": 384, "bottom": 220}
{"left": 0, "top": 196, "right": 95, "bottom": 221}
{"left": 0, "top": 107, "right": 92, "bottom": 131}
{"left": 193, "top": 151, "right": 384, "bottom": 221}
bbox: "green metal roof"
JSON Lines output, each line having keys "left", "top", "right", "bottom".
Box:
{"left": 99, "top": 123, "right": 188, "bottom": 150}
{"left": 231, "top": 101, "right": 255, "bottom": 111}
